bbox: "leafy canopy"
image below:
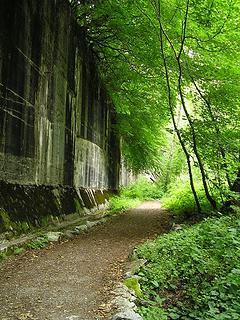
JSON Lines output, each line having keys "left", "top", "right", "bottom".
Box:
{"left": 71, "top": 0, "right": 240, "bottom": 203}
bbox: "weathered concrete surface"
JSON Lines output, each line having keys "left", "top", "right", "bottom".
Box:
{"left": 0, "top": 180, "right": 111, "bottom": 232}
{"left": 0, "top": 0, "right": 120, "bottom": 231}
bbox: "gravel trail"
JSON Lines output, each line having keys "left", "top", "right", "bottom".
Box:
{"left": 0, "top": 201, "right": 171, "bottom": 320}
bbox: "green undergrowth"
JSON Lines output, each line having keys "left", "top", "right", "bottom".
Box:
{"left": 26, "top": 236, "right": 49, "bottom": 250}
{"left": 108, "top": 196, "right": 141, "bottom": 214}
{"left": 0, "top": 235, "right": 50, "bottom": 263}
{"left": 121, "top": 176, "right": 164, "bottom": 200}
{"left": 108, "top": 176, "right": 163, "bottom": 214}
{"left": 136, "top": 209, "right": 240, "bottom": 320}
{"left": 161, "top": 177, "right": 216, "bottom": 218}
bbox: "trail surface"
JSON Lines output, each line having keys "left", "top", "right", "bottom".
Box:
{"left": 0, "top": 201, "right": 171, "bottom": 320}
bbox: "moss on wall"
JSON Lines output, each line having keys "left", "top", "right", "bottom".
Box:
{"left": 0, "top": 0, "right": 120, "bottom": 233}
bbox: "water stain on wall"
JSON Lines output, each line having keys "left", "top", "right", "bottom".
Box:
{"left": 0, "top": 0, "right": 120, "bottom": 231}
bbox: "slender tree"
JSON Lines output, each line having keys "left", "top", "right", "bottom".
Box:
{"left": 71, "top": 0, "right": 240, "bottom": 210}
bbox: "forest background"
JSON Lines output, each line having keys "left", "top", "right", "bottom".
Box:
{"left": 70, "top": 1, "right": 240, "bottom": 319}
{"left": 70, "top": 0, "right": 240, "bottom": 216}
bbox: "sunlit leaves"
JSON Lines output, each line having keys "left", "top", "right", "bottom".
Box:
{"left": 71, "top": 0, "right": 240, "bottom": 189}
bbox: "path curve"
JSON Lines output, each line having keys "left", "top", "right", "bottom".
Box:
{"left": 0, "top": 201, "right": 171, "bottom": 320}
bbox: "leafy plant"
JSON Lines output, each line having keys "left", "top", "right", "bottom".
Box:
{"left": 0, "top": 252, "right": 7, "bottom": 262}
{"left": 26, "top": 236, "right": 49, "bottom": 250}
{"left": 136, "top": 211, "right": 240, "bottom": 319}
{"left": 14, "top": 247, "right": 25, "bottom": 255}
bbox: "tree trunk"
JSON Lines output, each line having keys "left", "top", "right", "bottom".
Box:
{"left": 231, "top": 168, "right": 240, "bottom": 193}
{"left": 156, "top": 0, "right": 201, "bottom": 214}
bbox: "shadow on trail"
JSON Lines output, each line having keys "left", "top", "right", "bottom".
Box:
{"left": 0, "top": 201, "right": 172, "bottom": 320}
{"left": 90, "top": 204, "right": 171, "bottom": 242}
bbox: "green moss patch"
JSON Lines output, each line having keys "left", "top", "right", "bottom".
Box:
{"left": 124, "top": 277, "right": 142, "bottom": 298}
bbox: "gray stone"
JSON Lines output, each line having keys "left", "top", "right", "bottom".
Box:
{"left": 63, "top": 230, "right": 75, "bottom": 239}
{"left": 128, "top": 249, "right": 138, "bottom": 261}
{"left": 112, "top": 297, "right": 136, "bottom": 311}
{"left": 74, "top": 225, "right": 88, "bottom": 233}
{"left": 124, "top": 272, "right": 141, "bottom": 280}
{"left": 98, "top": 203, "right": 105, "bottom": 210}
{"left": 172, "top": 223, "right": 182, "bottom": 231}
{"left": 100, "top": 218, "right": 107, "bottom": 224}
{"left": 126, "top": 259, "right": 147, "bottom": 275}
{"left": 113, "top": 285, "right": 136, "bottom": 302}
{"left": 124, "top": 271, "right": 132, "bottom": 279}
{"left": 45, "top": 232, "right": 62, "bottom": 242}
{"left": 0, "top": 243, "right": 8, "bottom": 252}
{"left": 112, "top": 310, "right": 143, "bottom": 320}
{"left": 111, "top": 282, "right": 139, "bottom": 320}
{"left": 86, "top": 220, "right": 98, "bottom": 228}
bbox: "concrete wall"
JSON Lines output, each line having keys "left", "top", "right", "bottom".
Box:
{"left": 0, "top": 0, "right": 120, "bottom": 232}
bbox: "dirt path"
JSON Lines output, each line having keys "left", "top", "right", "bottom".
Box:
{"left": 0, "top": 201, "right": 171, "bottom": 320}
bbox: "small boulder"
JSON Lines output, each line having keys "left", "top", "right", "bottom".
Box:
{"left": 171, "top": 223, "right": 182, "bottom": 231}
{"left": 86, "top": 221, "right": 98, "bottom": 228}
{"left": 112, "top": 296, "right": 136, "bottom": 311}
{"left": 74, "top": 225, "right": 88, "bottom": 234}
{"left": 45, "top": 231, "right": 62, "bottom": 242}
{"left": 129, "top": 259, "right": 147, "bottom": 274}
{"left": 112, "top": 310, "right": 143, "bottom": 320}
{"left": 63, "top": 230, "right": 75, "bottom": 239}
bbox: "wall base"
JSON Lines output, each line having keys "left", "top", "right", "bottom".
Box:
{"left": 0, "top": 180, "right": 113, "bottom": 234}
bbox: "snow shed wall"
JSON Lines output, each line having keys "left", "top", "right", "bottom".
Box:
{"left": 0, "top": 0, "right": 120, "bottom": 231}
